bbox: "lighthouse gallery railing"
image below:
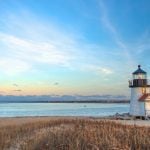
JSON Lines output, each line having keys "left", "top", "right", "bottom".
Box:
{"left": 129, "top": 79, "right": 150, "bottom": 87}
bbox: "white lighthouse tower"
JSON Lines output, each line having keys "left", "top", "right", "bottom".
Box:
{"left": 129, "top": 65, "right": 150, "bottom": 117}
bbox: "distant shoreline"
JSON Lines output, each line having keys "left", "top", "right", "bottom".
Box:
{"left": 0, "top": 100, "right": 129, "bottom": 103}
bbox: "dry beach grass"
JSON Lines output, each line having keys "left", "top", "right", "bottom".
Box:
{"left": 0, "top": 117, "right": 150, "bottom": 150}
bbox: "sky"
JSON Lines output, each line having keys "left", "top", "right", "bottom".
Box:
{"left": 0, "top": 0, "right": 150, "bottom": 96}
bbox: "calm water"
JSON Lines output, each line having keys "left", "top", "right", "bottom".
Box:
{"left": 0, "top": 103, "right": 129, "bottom": 117}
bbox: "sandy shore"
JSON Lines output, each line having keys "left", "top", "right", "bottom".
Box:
{"left": 111, "top": 119, "right": 150, "bottom": 127}
{"left": 0, "top": 116, "right": 150, "bottom": 127}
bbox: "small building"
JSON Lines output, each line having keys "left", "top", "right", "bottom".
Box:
{"left": 129, "top": 65, "right": 150, "bottom": 117}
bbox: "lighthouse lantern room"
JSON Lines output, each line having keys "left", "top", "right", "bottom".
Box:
{"left": 129, "top": 65, "right": 150, "bottom": 117}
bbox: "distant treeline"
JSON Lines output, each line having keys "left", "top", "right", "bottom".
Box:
{"left": 0, "top": 100, "right": 129, "bottom": 103}
{"left": 0, "top": 95, "right": 129, "bottom": 103}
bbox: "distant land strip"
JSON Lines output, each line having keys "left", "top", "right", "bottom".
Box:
{"left": 0, "top": 100, "right": 129, "bottom": 103}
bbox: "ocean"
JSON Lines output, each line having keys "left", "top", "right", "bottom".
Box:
{"left": 0, "top": 103, "right": 129, "bottom": 117}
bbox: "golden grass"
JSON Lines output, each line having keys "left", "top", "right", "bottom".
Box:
{"left": 0, "top": 118, "right": 150, "bottom": 150}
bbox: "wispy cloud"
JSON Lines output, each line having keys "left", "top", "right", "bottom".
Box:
{"left": 98, "top": 0, "right": 134, "bottom": 66}
{"left": 1, "top": 0, "right": 146, "bottom": 96}
{"left": 13, "top": 89, "right": 22, "bottom": 92}
{"left": 0, "top": 57, "right": 31, "bottom": 75}
{"left": 100, "top": 67, "right": 113, "bottom": 74}
{"left": 84, "top": 64, "right": 113, "bottom": 75}
{"left": 132, "top": 30, "right": 150, "bottom": 54}
{"left": 0, "top": 33, "right": 73, "bottom": 66}
{"left": 0, "top": 8, "right": 118, "bottom": 77}
{"left": 0, "top": 11, "right": 78, "bottom": 75}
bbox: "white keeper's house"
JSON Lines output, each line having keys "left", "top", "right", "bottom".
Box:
{"left": 129, "top": 65, "right": 150, "bottom": 118}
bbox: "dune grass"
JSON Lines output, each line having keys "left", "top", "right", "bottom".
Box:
{"left": 0, "top": 118, "right": 150, "bottom": 150}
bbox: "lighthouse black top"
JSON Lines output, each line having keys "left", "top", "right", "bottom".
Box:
{"left": 132, "top": 65, "right": 146, "bottom": 75}
{"left": 129, "top": 65, "right": 150, "bottom": 88}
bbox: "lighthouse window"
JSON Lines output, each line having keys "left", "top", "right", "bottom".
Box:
{"left": 133, "top": 74, "right": 146, "bottom": 79}
{"left": 138, "top": 74, "right": 143, "bottom": 79}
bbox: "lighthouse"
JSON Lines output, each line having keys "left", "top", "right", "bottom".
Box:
{"left": 129, "top": 65, "right": 150, "bottom": 117}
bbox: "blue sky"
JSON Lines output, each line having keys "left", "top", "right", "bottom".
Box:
{"left": 0, "top": 0, "right": 150, "bottom": 96}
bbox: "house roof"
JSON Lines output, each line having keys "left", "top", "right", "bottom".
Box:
{"left": 139, "top": 94, "right": 150, "bottom": 102}
{"left": 133, "top": 65, "right": 146, "bottom": 75}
